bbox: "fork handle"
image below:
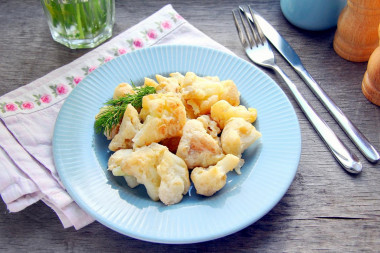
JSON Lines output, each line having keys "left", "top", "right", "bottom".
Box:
{"left": 295, "top": 65, "right": 380, "bottom": 163}
{"left": 272, "top": 64, "right": 362, "bottom": 174}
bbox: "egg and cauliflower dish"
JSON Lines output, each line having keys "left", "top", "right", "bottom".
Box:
{"left": 95, "top": 72, "right": 261, "bottom": 205}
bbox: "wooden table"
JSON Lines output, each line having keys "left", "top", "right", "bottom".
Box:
{"left": 1, "top": 0, "right": 379, "bottom": 251}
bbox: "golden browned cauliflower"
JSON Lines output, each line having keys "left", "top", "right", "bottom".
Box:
{"left": 113, "top": 82, "right": 135, "bottom": 99}
{"left": 155, "top": 74, "right": 181, "bottom": 93}
{"left": 196, "top": 115, "right": 221, "bottom": 139}
{"left": 108, "top": 143, "right": 190, "bottom": 205}
{"left": 157, "top": 148, "right": 191, "bottom": 205}
{"left": 181, "top": 72, "right": 240, "bottom": 117}
{"left": 176, "top": 119, "right": 224, "bottom": 169}
{"left": 210, "top": 100, "right": 257, "bottom": 129}
{"left": 133, "top": 93, "right": 186, "bottom": 148}
{"left": 107, "top": 149, "right": 139, "bottom": 188}
{"left": 190, "top": 154, "right": 240, "bottom": 196}
{"left": 169, "top": 72, "right": 185, "bottom": 86}
{"left": 221, "top": 118, "right": 261, "bottom": 157}
{"left": 108, "top": 104, "right": 142, "bottom": 151}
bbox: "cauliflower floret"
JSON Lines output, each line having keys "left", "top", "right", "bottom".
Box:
{"left": 117, "top": 143, "right": 166, "bottom": 201}
{"left": 196, "top": 115, "right": 221, "bottom": 139}
{"left": 143, "top": 77, "right": 159, "bottom": 89}
{"left": 221, "top": 118, "right": 261, "bottom": 157}
{"left": 211, "top": 100, "right": 257, "bottom": 129}
{"left": 109, "top": 143, "right": 190, "bottom": 205}
{"left": 176, "top": 119, "right": 224, "bottom": 169}
{"left": 157, "top": 148, "right": 190, "bottom": 205}
{"left": 169, "top": 72, "right": 185, "bottom": 86}
{"left": 133, "top": 93, "right": 186, "bottom": 148}
{"left": 108, "top": 104, "right": 142, "bottom": 151}
{"left": 113, "top": 82, "right": 135, "bottom": 99}
{"left": 181, "top": 72, "right": 240, "bottom": 117}
{"left": 155, "top": 74, "right": 181, "bottom": 93}
{"left": 108, "top": 149, "right": 139, "bottom": 188}
{"left": 191, "top": 154, "right": 240, "bottom": 196}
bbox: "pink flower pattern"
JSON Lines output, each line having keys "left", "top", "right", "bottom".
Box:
{"left": 147, "top": 29, "right": 157, "bottom": 39}
{"left": 5, "top": 103, "right": 17, "bottom": 111}
{"left": 88, "top": 66, "right": 97, "bottom": 73}
{"left": 73, "top": 77, "right": 82, "bottom": 85}
{"left": 1, "top": 13, "right": 183, "bottom": 115}
{"left": 40, "top": 94, "right": 52, "bottom": 104}
{"left": 161, "top": 20, "right": 172, "bottom": 29}
{"left": 118, "top": 48, "right": 127, "bottom": 55}
{"left": 133, "top": 38, "right": 144, "bottom": 48}
{"left": 22, "top": 101, "right": 34, "bottom": 110}
{"left": 104, "top": 56, "right": 113, "bottom": 63}
{"left": 56, "top": 84, "right": 69, "bottom": 95}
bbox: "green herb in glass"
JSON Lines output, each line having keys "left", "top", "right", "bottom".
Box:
{"left": 41, "top": 0, "right": 115, "bottom": 49}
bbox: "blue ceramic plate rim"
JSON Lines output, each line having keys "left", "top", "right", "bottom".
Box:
{"left": 53, "top": 45, "right": 301, "bottom": 244}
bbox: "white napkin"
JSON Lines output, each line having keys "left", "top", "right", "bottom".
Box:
{"left": 0, "top": 4, "right": 232, "bottom": 230}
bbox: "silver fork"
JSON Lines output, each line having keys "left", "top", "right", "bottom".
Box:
{"left": 233, "top": 6, "right": 362, "bottom": 174}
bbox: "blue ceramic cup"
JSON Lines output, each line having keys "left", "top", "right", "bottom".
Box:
{"left": 280, "top": 0, "right": 347, "bottom": 31}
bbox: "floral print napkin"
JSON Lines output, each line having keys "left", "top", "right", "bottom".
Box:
{"left": 0, "top": 4, "right": 231, "bottom": 229}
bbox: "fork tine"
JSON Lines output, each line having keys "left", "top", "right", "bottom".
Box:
{"left": 248, "top": 5, "right": 266, "bottom": 44}
{"left": 232, "top": 10, "right": 246, "bottom": 47}
{"left": 238, "top": 10, "right": 254, "bottom": 48}
{"left": 241, "top": 6, "right": 261, "bottom": 47}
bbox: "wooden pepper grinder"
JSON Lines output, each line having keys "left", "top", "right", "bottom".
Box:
{"left": 333, "top": 0, "right": 380, "bottom": 62}
{"left": 362, "top": 24, "right": 380, "bottom": 106}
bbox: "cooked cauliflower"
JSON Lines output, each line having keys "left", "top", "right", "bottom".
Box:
{"left": 191, "top": 154, "right": 240, "bottom": 196}
{"left": 157, "top": 148, "right": 191, "bottom": 205}
{"left": 181, "top": 72, "right": 240, "bottom": 117}
{"left": 113, "top": 82, "right": 135, "bottom": 99}
{"left": 176, "top": 119, "right": 224, "bottom": 169}
{"left": 169, "top": 72, "right": 185, "bottom": 86}
{"left": 100, "top": 72, "right": 262, "bottom": 205}
{"left": 108, "top": 104, "right": 142, "bottom": 151}
{"left": 133, "top": 93, "right": 186, "bottom": 148}
{"left": 107, "top": 149, "right": 139, "bottom": 188}
{"left": 155, "top": 74, "right": 181, "bottom": 93}
{"left": 108, "top": 143, "right": 189, "bottom": 205}
{"left": 196, "top": 115, "right": 221, "bottom": 139}
{"left": 221, "top": 117, "right": 261, "bottom": 157}
{"left": 211, "top": 100, "right": 257, "bottom": 129}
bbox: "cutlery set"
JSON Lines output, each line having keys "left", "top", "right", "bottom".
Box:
{"left": 233, "top": 5, "right": 380, "bottom": 174}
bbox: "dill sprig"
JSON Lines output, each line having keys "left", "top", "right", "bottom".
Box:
{"left": 94, "top": 85, "right": 156, "bottom": 135}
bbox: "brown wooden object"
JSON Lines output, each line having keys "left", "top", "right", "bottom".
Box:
{"left": 333, "top": 0, "right": 380, "bottom": 62}
{"left": 362, "top": 24, "right": 380, "bottom": 105}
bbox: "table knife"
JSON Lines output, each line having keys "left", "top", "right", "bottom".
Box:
{"left": 241, "top": 7, "right": 380, "bottom": 163}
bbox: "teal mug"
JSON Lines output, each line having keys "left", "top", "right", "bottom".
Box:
{"left": 280, "top": 0, "right": 347, "bottom": 31}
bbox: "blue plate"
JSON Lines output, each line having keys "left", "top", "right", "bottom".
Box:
{"left": 53, "top": 45, "right": 301, "bottom": 244}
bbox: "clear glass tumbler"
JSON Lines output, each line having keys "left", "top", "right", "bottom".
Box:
{"left": 41, "top": 0, "right": 115, "bottom": 49}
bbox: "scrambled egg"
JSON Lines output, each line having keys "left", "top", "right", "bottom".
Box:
{"left": 101, "top": 72, "right": 261, "bottom": 205}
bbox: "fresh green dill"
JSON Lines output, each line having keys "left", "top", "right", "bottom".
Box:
{"left": 94, "top": 85, "right": 156, "bottom": 135}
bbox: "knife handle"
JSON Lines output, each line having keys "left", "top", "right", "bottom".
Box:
{"left": 272, "top": 64, "right": 362, "bottom": 174}
{"left": 294, "top": 66, "right": 380, "bottom": 163}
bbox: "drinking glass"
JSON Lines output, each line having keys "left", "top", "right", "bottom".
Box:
{"left": 41, "top": 0, "right": 115, "bottom": 49}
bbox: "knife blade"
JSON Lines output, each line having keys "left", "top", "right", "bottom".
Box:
{"left": 240, "top": 7, "right": 380, "bottom": 164}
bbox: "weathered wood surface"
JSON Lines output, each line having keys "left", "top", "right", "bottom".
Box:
{"left": 0, "top": 0, "right": 379, "bottom": 252}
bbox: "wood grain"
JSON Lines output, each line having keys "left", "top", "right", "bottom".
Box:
{"left": 1, "top": 0, "right": 379, "bottom": 252}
